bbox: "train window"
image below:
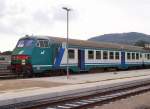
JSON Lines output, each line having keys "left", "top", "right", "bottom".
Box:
{"left": 145, "top": 54, "right": 147, "bottom": 59}
{"left": 109, "top": 52, "right": 114, "bottom": 60}
{"left": 136, "top": 53, "right": 139, "bottom": 60}
{"left": 127, "top": 53, "right": 131, "bottom": 60}
{"left": 115, "top": 52, "right": 120, "bottom": 60}
{"left": 36, "top": 41, "right": 40, "bottom": 47}
{"left": 39, "top": 41, "right": 45, "bottom": 47}
{"left": 96, "top": 51, "right": 101, "bottom": 59}
{"left": 88, "top": 50, "right": 94, "bottom": 59}
{"left": 44, "top": 41, "right": 49, "bottom": 47}
{"left": 147, "top": 54, "right": 150, "bottom": 60}
{"left": 103, "top": 51, "right": 108, "bottom": 59}
{"left": 17, "top": 39, "right": 34, "bottom": 47}
{"left": 132, "top": 53, "right": 135, "bottom": 60}
{"left": 140, "top": 53, "right": 142, "bottom": 58}
{"left": 37, "top": 40, "right": 49, "bottom": 48}
{"left": 68, "top": 49, "right": 75, "bottom": 59}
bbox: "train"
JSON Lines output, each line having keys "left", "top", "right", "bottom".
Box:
{"left": 11, "top": 35, "right": 150, "bottom": 76}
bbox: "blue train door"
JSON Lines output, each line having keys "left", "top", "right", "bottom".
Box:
{"left": 78, "top": 49, "right": 85, "bottom": 71}
{"left": 121, "top": 51, "right": 125, "bottom": 67}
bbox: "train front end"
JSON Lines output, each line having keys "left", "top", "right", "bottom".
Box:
{"left": 11, "top": 37, "right": 35, "bottom": 76}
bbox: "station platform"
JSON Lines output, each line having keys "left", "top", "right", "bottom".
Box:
{"left": 0, "top": 69, "right": 150, "bottom": 107}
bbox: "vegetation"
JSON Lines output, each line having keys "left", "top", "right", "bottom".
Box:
{"left": 134, "top": 40, "right": 149, "bottom": 47}
{"left": 88, "top": 32, "right": 150, "bottom": 46}
{"left": 0, "top": 51, "right": 12, "bottom": 55}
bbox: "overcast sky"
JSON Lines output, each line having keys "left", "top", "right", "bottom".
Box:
{"left": 0, "top": 0, "right": 150, "bottom": 51}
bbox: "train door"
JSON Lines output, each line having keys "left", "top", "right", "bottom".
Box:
{"left": 121, "top": 51, "right": 125, "bottom": 67}
{"left": 78, "top": 49, "right": 85, "bottom": 71}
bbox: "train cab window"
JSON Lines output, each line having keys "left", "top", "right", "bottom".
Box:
{"left": 109, "top": 52, "right": 114, "bottom": 60}
{"left": 127, "top": 53, "right": 131, "bottom": 60}
{"left": 136, "top": 53, "right": 139, "bottom": 60}
{"left": 115, "top": 52, "right": 120, "bottom": 60}
{"left": 17, "top": 39, "right": 34, "bottom": 47}
{"left": 37, "top": 40, "right": 49, "bottom": 48}
{"left": 96, "top": 51, "right": 101, "bottom": 59}
{"left": 88, "top": 50, "right": 94, "bottom": 59}
{"left": 68, "top": 49, "right": 75, "bottom": 59}
{"left": 132, "top": 53, "right": 135, "bottom": 60}
{"left": 103, "top": 51, "right": 108, "bottom": 59}
{"left": 36, "top": 42, "right": 40, "bottom": 47}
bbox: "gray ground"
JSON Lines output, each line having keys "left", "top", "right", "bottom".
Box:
{"left": 93, "top": 91, "right": 150, "bottom": 109}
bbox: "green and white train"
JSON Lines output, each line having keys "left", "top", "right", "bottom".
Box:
{"left": 11, "top": 35, "right": 150, "bottom": 76}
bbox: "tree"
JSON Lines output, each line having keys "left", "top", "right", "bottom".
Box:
{"left": 134, "top": 40, "right": 149, "bottom": 47}
{"left": 2, "top": 51, "right": 12, "bottom": 55}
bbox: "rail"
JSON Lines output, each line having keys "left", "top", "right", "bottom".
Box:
{"left": 1, "top": 78, "right": 150, "bottom": 109}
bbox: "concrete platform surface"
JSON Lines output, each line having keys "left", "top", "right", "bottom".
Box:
{"left": 33, "top": 69, "right": 150, "bottom": 84}
{"left": 0, "top": 69, "right": 150, "bottom": 107}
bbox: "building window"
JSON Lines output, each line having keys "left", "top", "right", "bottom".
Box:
{"left": 132, "top": 53, "right": 135, "bottom": 60}
{"left": 136, "top": 53, "right": 139, "bottom": 60}
{"left": 88, "top": 50, "right": 94, "bottom": 59}
{"left": 109, "top": 52, "right": 114, "bottom": 59}
{"left": 127, "top": 53, "right": 131, "bottom": 60}
{"left": 68, "top": 49, "right": 75, "bottom": 59}
{"left": 96, "top": 51, "right": 101, "bottom": 59}
{"left": 115, "top": 52, "right": 120, "bottom": 60}
{"left": 103, "top": 51, "right": 108, "bottom": 59}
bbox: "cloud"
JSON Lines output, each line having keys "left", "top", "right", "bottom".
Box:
{"left": 1, "top": 0, "right": 150, "bottom": 51}
{"left": 52, "top": 4, "right": 79, "bottom": 22}
{"left": 0, "top": 0, "right": 6, "bottom": 17}
{"left": 33, "top": 9, "right": 54, "bottom": 26}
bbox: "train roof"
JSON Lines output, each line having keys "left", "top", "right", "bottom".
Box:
{"left": 21, "top": 35, "right": 146, "bottom": 52}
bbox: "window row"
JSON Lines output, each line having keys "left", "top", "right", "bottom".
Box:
{"left": 88, "top": 50, "right": 120, "bottom": 60}
{"left": 67, "top": 49, "right": 150, "bottom": 61}
{"left": 68, "top": 49, "right": 120, "bottom": 60}
{"left": 145, "top": 54, "right": 150, "bottom": 60}
{"left": 37, "top": 40, "right": 49, "bottom": 48}
{"left": 127, "top": 52, "right": 141, "bottom": 60}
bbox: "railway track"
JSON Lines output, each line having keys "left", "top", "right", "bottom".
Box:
{"left": 42, "top": 85, "right": 150, "bottom": 109}
{"left": 0, "top": 78, "right": 150, "bottom": 109}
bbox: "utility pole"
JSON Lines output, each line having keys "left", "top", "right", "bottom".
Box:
{"left": 62, "top": 7, "right": 71, "bottom": 79}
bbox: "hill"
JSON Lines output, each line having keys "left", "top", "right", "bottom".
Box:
{"left": 88, "top": 32, "right": 150, "bottom": 46}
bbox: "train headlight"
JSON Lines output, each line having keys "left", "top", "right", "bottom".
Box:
{"left": 22, "top": 59, "right": 26, "bottom": 65}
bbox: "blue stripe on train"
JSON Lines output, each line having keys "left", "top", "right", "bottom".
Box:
{"left": 53, "top": 48, "right": 65, "bottom": 68}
